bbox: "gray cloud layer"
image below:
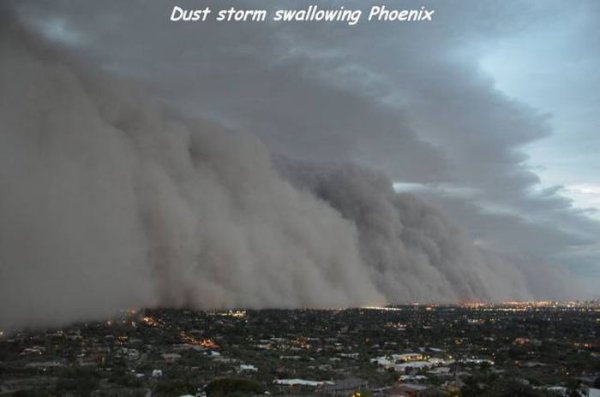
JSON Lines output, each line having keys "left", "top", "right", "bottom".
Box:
{"left": 20, "top": 0, "right": 596, "bottom": 259}
{"left": 1, "top": 0, "right": 598, "bottom": 329}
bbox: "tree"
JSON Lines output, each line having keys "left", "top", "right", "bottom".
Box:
{"left": 205, "top": 377, "right": 264, "bottom": 397}
{"left": 565, "top": 379, "right": 588, "bottom": 397}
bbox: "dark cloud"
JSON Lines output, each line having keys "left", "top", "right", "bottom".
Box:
{"left": 1, "top": 0, "right": 599, "bottom": 329}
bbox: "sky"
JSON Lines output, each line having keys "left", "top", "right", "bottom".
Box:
{"left": 3, "top": 0, "right": 599, "bottom": 323}
{"left": 480, "top": 1, "right": 600, "bottom": 217}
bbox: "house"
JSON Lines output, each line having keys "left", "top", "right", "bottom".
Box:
{"left": 238, "top": 364, "right": 258, "bottom": 373}
{"left": 320, "top": 377, "right": 368, "bottom": 394}
{"left": 152, "top": 369, "right": 163, "bottom": 378}
{"left": 162, "top": 353, "right": 182, "bottom": 362}
{"left": 273, "top": 379, "right": 334, "bottom": 388}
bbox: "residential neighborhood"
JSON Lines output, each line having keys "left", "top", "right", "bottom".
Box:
{"left": 1, "top": 303, "right": 599, "bottom": 396}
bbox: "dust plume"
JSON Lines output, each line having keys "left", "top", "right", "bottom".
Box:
{"left": 0, "top": 18, "right": 381, "bottom": 330}
{"left": 0, "top": 14, "right": 566, "bottom": 330}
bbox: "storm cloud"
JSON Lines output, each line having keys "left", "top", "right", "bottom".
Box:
{"left": 1, "top": 18, "right": 384, "bottom": 329}
{"left": 1, "top": 0, "right": 599, "bottom": 329}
